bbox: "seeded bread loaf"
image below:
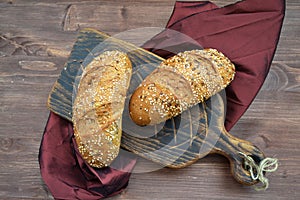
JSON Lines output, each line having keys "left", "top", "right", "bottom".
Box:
{"left": 72, "top": 50, "right": 132, "bottom": 168}
{"left": 129, "top": 48, "right": 235, "bottom": 126}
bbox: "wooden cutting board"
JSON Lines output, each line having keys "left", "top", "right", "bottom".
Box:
{"left": 48, "top": 28, "right": 265, "bottom": 186}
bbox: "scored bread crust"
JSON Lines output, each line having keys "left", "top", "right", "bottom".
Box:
{"left": 72, "top": 50, "right": 132, "bottom": 168}
{"left": 129, "top": 48, "right": 235, "bottom": 126}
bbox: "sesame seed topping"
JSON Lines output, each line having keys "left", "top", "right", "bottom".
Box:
{"left": 130, "top": 48, "right": 235, "bottom": 126}
{"left": 72, "top": 50, "right": 132, "bottom": 168}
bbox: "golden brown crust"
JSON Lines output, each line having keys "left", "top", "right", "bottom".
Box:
{"left": 72, "top": 50, "right": 132, "bottom": 168}
{"left": 129, "top": 85, "right": 151, "bottom": 126}
{"left": 129, "top": 83, "right": 181, "bottom": 126}
{"left": 129, "top": 48, "right": 235, "bottom": 126}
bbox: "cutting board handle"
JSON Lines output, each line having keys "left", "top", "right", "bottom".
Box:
{"left": 212, "top": 126, "right": 265, "bottom": 186}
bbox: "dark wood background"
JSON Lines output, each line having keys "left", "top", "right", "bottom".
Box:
{"left": 0, "top": 0, "right": 299, "bottom": 199}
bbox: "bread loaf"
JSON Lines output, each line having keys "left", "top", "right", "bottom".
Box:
{"left": 129, "top": 48, "right": 235, "bottom": 126}
{"left": 72, "top": 50, "right": 132, "bottom": 168}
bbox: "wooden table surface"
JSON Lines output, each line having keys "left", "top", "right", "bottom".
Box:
{"left": 0, "top": 0, "right": 299, "bottom": 199}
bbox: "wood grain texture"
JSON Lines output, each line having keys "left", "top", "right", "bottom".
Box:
{"left": 47, "top": 29, "right": 267, "bottom": 185}
{"left": 0, "top": 0, "right": 299, "bottom": 199}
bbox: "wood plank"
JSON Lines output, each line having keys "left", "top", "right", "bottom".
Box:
{"left": 0, "top": 0, "right": 299, "bottom": 199}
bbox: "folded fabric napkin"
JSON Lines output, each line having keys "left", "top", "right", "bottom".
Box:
{"left": 143, "top": 0, "right": 285, "bottom": 130}
{"left": 39, "top": 0, "right": 285, "bottom": 199}
{"left": 40, "top": 112, "right": 137, "bottom": 199}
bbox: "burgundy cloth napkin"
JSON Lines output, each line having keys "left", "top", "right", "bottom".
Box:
{"left": 39, "top": 0, "right": 285, "bottom": 199}
{"left": 39, "top": 112, "right": 136, "bottom": 200}
{"left": 143, "top": 0, "right": 285, "bottom": 130}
